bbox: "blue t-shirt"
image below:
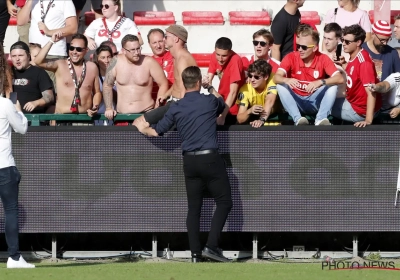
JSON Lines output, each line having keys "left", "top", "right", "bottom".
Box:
{"left": 362, "top": 43, "right": 400, "bottom": 81}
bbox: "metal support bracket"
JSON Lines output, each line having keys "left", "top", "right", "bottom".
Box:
{"left": 152, "top": 234, "right": 157, "bottom": 258}
{"left": 353, "top": 235, "right": 358, "bottom": 258}
{"left": 252, "top": 233, "right": 258, "bottom": 259}
{"left": 52, "top": 234, "right": 57, "bottom": 260}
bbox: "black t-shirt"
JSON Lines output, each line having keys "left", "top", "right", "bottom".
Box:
{"left": 12, "top": 65, "right": 53, "bottom": 113}
{"left": 271, "top": 7, "right": 301, "bottom": 60}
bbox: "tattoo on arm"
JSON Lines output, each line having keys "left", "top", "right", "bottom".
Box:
{"left": 375, "top": 84, "right": 388, "bottom": 93}
{"left": 41, "top": 90, "right": 54, "bottom": 104}
{"left": 103, "top": 57, "right": 117, "bottom": 109}
{"left": 46, "top": 60, "right": 55, "bottom": 69}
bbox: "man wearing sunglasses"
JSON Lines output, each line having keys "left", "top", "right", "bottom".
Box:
{"left": 242, "top": 29, "right": 280, "bottom": 74}
{"left": 236, "top": 60, "right": 279, "bottom": 127}
{"left": 103, "top": 34, "right": 169, "bottom": 124}
{"left": 35, "top": 32, "right": 102, "bottom": 119}
{"left": 362, "top": 20, "right": 400, "bottom": 82}
{"left": 331, "top": 24, "right": 381, "bottom": 127}
{"left": 274, "top": 28, "right": 344, "bottom": 125}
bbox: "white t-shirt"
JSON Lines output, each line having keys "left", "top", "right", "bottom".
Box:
{"left": 29, "top": 0, "right": 76, "bottom": 57}
{"left": 382, "top": 73, "right": 400, "bottom": 109}
{"left": 84, "top": 17, "right": 141, "bottom": 51}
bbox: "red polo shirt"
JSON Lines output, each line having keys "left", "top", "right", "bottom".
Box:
{"left": 151, "top": 51, "right": 174, "bottom": 100}
{"left": 278, "top": 51, "right": 339, "bottom": 96}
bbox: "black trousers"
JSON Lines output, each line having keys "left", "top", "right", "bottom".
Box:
{"left": 0, "top": 1, "right": 10, "bottom": 45}
{"left": 183, "top": 152, "right": 232, "bottom": 255}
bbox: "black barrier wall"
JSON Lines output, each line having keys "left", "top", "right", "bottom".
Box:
{"left": 1, "top": 127, "right": 400, "bottom": 233}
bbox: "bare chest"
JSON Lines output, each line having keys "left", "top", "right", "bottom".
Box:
{"left": 58, "top": 63, "right": 95, "bottom": 90}
{"left": 116, "top": 64, "right": 151, "bottom": 86}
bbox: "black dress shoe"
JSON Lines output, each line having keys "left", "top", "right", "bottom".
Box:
{"left": 202, "top": 246, "right": 230, "bottom": 262}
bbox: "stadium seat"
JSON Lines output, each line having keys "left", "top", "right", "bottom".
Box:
{"left": 133, "top": 11, "right": 175, "bottom": 25}
{"left": 182, "top": 11, "right": 224, "bottom": 25}
{"left": 85, "top": 11, "right": 126, "bottom": 26}
{"left": 9, "top": 17, "right": 17, "bottom": 26}
{"left": 228, "top": 11, "right": 271, "bottom": 25}
{"left": 368, "top": 10, "right": 400, "bottom": 24}
{"left": 300, "top": 11, "right": 321, "bottom": 25}
{"left": 192, "top": 53, "right": 213, "bottom": 67}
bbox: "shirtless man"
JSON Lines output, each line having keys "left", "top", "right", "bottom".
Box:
{"left": 35, "top": 33, "right": 101, "bottom": 116}
{"left": 133, "top": 25, "right": 197, "bottom": 125}
{"left": 103, "top": 34, "right": 169, "bottom": 122}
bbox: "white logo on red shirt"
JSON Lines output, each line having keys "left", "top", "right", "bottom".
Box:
{"left": 350, "top": 66, "right": 354, "bottom": 75}
{"left": 346, "top": 76, "right": 353, "bottom": 88}
{"left": 313, "top": 71, "right": 319, "bottom": 79}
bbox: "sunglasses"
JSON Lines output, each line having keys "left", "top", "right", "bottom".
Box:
{"left": 248, "top": 74, "right": 262, "bottom": 80}
{"left": 100, "top": 4, "right": 110, "bottom": 9}
{"left": 296, "top": 44, "right": 315, "bottom": 51}
{"left": 340, "top": 38, "right": 356, "bottom": 45}
{"left": 69, "top": 46, "right": 85, "bottom": 52}
{"left": 252, "top": 40, "right": 268, "bottom": 47}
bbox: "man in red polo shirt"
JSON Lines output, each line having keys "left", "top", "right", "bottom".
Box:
{"left": 205, "top": 37, "right": 245, "bottom": 125}
{"left": 147, "top": 28, "right": 174, "bottom": 101}
{"left": 274, "top": 28, "right": 344, "bottom": 125}
{"left": 242, "top": 29, "right": 280, "bottom": 74}
{"left": 331, "top": 24, "right": 381, "bottom": 127}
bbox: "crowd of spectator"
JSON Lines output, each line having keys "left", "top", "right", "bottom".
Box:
{"left": 0, "top": 0, "right": 400, "bottom": 127}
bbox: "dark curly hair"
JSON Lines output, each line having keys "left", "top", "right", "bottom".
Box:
{"left": 247, "top": 59, "right": 272, "bottom": 78}
{"left": 342, "top": 24, "right": 366, "bottom": 44}
{"left": 0, "top": 43, "right": 11, "bottom": 96}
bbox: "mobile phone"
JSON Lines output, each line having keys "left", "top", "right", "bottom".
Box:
{"left": 9, "top": 92, "right": 17, "bottom": 104}
{"left": 335, "top": 44, "right": 342, "bottom": 60}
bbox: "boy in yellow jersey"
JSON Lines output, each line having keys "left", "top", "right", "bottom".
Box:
{"left": 236, "top": 60, "right": 280, "bottom": 127}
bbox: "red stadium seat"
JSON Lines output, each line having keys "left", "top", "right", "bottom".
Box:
{"left": 85, "top": 11, "right": 126, "bottom": 26}
{"left": 85, "top": 11, "right": 95, "bottom": 26}
{"left": 192, "top": 53, "right": 213, "bottom": 67}
{"left": 9, "top": 17, "right": 17, "bottom": 26}
{"left": 182, "top": 11, "right": 224, "bottom": 25}
{"left": 229, "top": 11, "right": 271, "bottom": 25}
{"left": 300, "top": 11, "right": 321, "bottom": 25}
{"left": 368, "top": 10, "right": 400, "bottom": 24}
{"left": 133, "top": 11, "right": 175, "bottom": 25}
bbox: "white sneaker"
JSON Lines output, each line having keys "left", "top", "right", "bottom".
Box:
{"left": 295, "top": 117, "right": 309, "bottom": 126}
{"left": 7, "top": 256, "right": 35, "bottom": 268}
{"left": 315, "top": 118, "right": 331, "bottom": 126}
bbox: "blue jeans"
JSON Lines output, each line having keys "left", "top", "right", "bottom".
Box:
{"left": 0, "top": 166, "right": 21, "bottom": 260}
{"left": 277, "top": 84, "right": 338, "bottom": 123}
{"left": 331, "top": 98, "right": 365, "bottom": 123}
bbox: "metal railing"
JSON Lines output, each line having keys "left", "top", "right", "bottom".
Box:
{"left": 25, "top": 114, "right": 143, "bottom": 126}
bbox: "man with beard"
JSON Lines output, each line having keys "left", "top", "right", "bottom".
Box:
{"left": 35, "top": 32, "right": 101, "bottom": 117}
{"left": 10, "top": 41, "right": 54, "bottom": 114}
{"left": 362, "top": 20, "right": 400, "bottom": 82}
{"left": 103, "top": 34, "right": 168, "bottom": 123}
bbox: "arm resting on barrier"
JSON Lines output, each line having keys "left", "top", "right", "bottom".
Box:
{"left": 103, "top": 57, "right": 117, "bottom": 120}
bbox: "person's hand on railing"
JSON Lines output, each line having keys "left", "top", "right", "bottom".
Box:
{"left": 23, "top": 101, "right": 38, "bottom": 112}
{"left": 87, "top": 105, "right": 99, "bottom": 117}
{"left": 105, "top": 108, "right": 117, "bottom": 120}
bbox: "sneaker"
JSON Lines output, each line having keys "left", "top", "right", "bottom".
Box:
{"left": 295, "top": 117, "right": 309, "bottom": 126}
{"left": 7, "top": 256, "right": 35, "bottom": 268}
{"left": 315, "top": 118, "right": 331, "bottom": 126}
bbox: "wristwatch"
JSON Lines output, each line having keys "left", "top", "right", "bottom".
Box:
{"left": 208, "top": 86, "right": 214, "bottom": 94}
{"left": 321, "top": 79, "right": 326, "bottom": 86}
{"left": 260, "top": 117, "right": 267, "bottom": 123}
